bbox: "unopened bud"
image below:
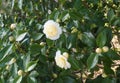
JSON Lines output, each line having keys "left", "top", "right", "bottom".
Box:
{"left": 48, "top": 10, "right": 52, "bottom": 14}
{"left": 63, "top": 52, "right": 69, "bottom": 59}
{"left": 18, "top": 70, "right": 23, "bottom": 76}
{"left": 10, "top": 58, "right": 16, "bottom": 64}
{"left": 9, "top": 36, "right": 14, "bottom": 42}
{"left": 53, "top": 73, "right": 57, "bottom": 78}
{"left": 112, "top": 4, "right": 117, "bottom": 8}
{"left": 40, "top": 0, "right": 42, "bottom": 2}
{"left": 95, "top": 48, "right": 102, "bottom": 54}
{"left": 104, "top": 23, "right": 109, "bottom": 27}
{"left": 102, "top": 46, "right": 109, "bottom": 52}
{"left": 71, "top": 28, "right": 78, "bottom": 33}
{"left": 56, "top": 19, "right": 60, "bottom": 23}
{"left": 40, "top": 42, "right": 46, "bottom": 46}
{"left": 30, "top": 38, "right": 34, "bottom": 42}
{"left": 6, "top": 65, "right": 10, "bottom": 70}
{"left": 102, "top": 73, "right": 107, "bottom": 78}
{"left": 72, "top": 48, "right": 77, "bottom": 53}
{"left": 10, "top": 23, "right": 16, "bottom": 30}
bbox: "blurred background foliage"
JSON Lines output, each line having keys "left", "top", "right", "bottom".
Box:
{"left": 0, "top": 0, "right": 120, "bottom": 83}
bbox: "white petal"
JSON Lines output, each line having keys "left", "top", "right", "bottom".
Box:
{"left": 66, "top": 62, "right": 71, "bottom": 68}
{"left": 56, "top": 50, "right": 61, "bottom": 56}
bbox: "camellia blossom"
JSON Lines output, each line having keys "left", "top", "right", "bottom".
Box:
{"left": 55, "top": 50, "right": 71, "bottom": 69}
{"left": 43, "top": 20, "right": 62, "bottom": 40}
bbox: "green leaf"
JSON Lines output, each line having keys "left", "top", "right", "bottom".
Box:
{"left": 106, "top": 49, "right": 120, "bottom": 60}
{"left": 66, "top": 34, "right": 77, "bottom": 49}
{"left": 31, "top": 33, "right": 43, "bottom": 41}
{"left": 103, "top": 56, "right": 114, "bottom": 75}
{"left": 11, "top": 0, "right": 15, "bottom": 9}
{"left": 23, "top": 54, "right": 30, "bottom": 70}
{"left": 46, "top": 39, "right": 54, "bottom": 47}
{"left": 69, "top": 10, "right": 82, "bottom": 20}
{"left": 16, "top": 32, "right": 27, "bottom": 41}
{"left": 0, "top": 45, "right": 13, "bottom": 62}
{"left": 13, "top": 76, "right": 22, "bottom": 83}
{"left": 54, "top": 78, "right": 63, "bottom": 83}
{"left": 107, "top": 9, "right": 115, "bottom": 22}
{"left": 96, "top": 30, "right": 107, "bottom": 47}
{"left": 26, "top": 61, "right": 37, "bottom": 72}
{"left": 69, "top": 57, "right": 80, "bottom": 70}
{"left": 30, "top": 44, "right": 41, "bottom": 56}
{"left": 0, "top": 53, "right": 14, "bottom": 67}
{"left": 102, "top": 78, "right": 116, "bottom": 83}
{"left": 0, "top": 76, "right": 5, "bottom": 83}
{"left": 49, "top": 10, "right": 60, "bottom": 20}
{"left": 18, "top": 0, "right": 23, "bottom": 10}
{"left": 63, "top": 76, "right": 76, "bottom": 83}
{"left": 87, "top": 53, "right": 99, "bottom": 69}
{"left": 74, "top": 0, "right": 82, "bottom": 10}
{"left": 29, "top": 71, "right": 39, "bottom": 77}
{"left": 81, "top": 32, "right": 95, "bottom": 47}
{"left": 27, "top": 76, "right": 37, "bottom": 83}
{"left": 62, "top": 13, "right": 70, "bottom": 22}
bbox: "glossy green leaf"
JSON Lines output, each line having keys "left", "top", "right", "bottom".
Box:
{"left": 26, "top": 61, "right": 37, "bottom": 72}
{"left": 29, "top": 71, "right": 39, "bottom": 77}
{"left": 13, "top": 76, "right": 22, "bottom": 83}
{"left": 107, "top": 9, "right": 115, "bottom": 22}
{"left": 31, "top": 33, "right": 43, "bottom": 41}
{"left": 30, "top": 44, "right": 41, "bottom": 56}
{"left": 102, "top": 78, "right": 116, "bottom": 83}
{"left": 18, "top": 0, "right": 23, "bottom": 10}
{"left": 96, "top": 30, "right": 107, "bottom": 47}
{"left": 46, "top": 39, "right": 54, "bottom": 47}
{"left": 16, "top": 32, "right": 27, "bottom": 41}
{"left": 69, "top": 57, "right": 80, "bottom": 70}
{"left": 27, "top": 76, "right": 37, "bottom": 83}
{"left": 87, "top": 53, "right": 99, "bottom": 69}
{"left": 54, "top": 78, "right": 63, "bottom": 83}
{"left": 0, "top": 45, "right": 13, "bottom": 62}
{"left": 63, "top": 76, "right": 76, "bottom": 83}
{"left": 11, "top": 0, "right": 15, "bottom": 9}
{"left": 81, "top": 32, "right": 95, "bottom": 47}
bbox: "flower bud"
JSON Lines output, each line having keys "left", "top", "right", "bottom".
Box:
{"left": 102, "top": 73, "right": 107, "bottom": 78}
{"left": 53, "top": 73, "right": 57, "bottom": 78}
{"left": 48, "top": 10, "right": 52, "bottom": 14}
{"left": 6, "top": 65, "right": 10, "bottom": 70}
{"left": 30, "top": 38, "right": 34, "bottom": 42}
{"left": 9, "top": 36, "right": 14, "bottom": 42}
{"left": 10, "top": 23, "right": 16, "bottom": 30}
{"left": 10, "top": 58, "right": 16, "bottom": 64}
{"left": 72, "top": 48, "right": 77, "bottom": 53}
{"left": 102, "top": 46, "right": 109, "bottom": 52}
{"left": 40, "top": 42, "right": 46, "bottom": 46}
{"left": 112, "top": 4, "right": 117, "bottom": 8}
{"left": 63, "top": 52, "right": 69, "bottom": 59}
{"left": 18, "top": 70, "right": 23, "bottom": 76}
{"left": 104, "top": 23, "right": 109, "bottom": 27}
{"left": 95, "top": 48, "right": 102, "bottom": 54}
{"left": 40, "top": 0, "right": 42, "bottom": 2}
{"left": 71, "top": 28, "right": 78, "bottom": 33}
{"left": 56, "top": 19, "right": 60, "bottom": 23}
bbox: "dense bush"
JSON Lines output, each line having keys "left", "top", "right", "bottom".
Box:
{"left": 0, "top": 0, "right": 120, "bottom": 83}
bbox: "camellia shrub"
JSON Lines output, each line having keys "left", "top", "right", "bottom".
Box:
{"left": 0, "top": 0, "right": 120, "bottom": 83}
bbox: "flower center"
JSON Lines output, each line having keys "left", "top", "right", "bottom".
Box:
{"left": 58, "top": 56, "right": 66, "bottom": 66}
{"left": 46, "top": 24, "right": 58, "bottom": 37}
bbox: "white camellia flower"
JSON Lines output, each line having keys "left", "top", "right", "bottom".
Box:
{"left": 55, "top": 50, "right": 71, "bottom": 69}
{"left": 43, "top": 20, "right": 62, "bottom": 40}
